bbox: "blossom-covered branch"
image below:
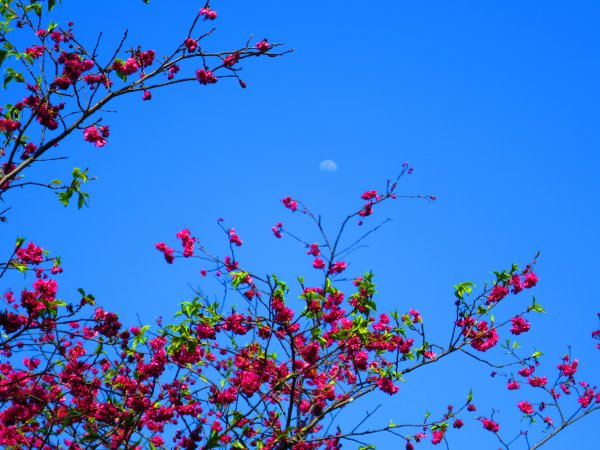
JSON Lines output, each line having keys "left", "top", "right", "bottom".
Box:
{"left": 0, "top": 0, "right": 290, "bottom": 216}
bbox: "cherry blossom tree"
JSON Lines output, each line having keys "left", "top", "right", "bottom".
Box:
{"left": 0, "top": 1, "right": 599, "bottom": 449}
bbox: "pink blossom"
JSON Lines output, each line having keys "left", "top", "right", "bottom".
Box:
{"left": 25, "top": 46, "right": 44, "bottom": 58}
{"left": 151, "top": 436, "right": 165, "bottom": 446}
{"left": 224, "top": 256, "right": 239, "bottom": 272}
{"left": 16, "top": 242, "right": 44, "bottom": 265}
{"left": 510, "top": 316, "right": 531, "bottom": 335}
{"left": 431, "top": 430, "right": 444, "bottom": 445}
{"left": 377, "top": 377, "right": 399, "bottom": 395}
{"left": 313, "top": 258, "right": 326, "bottom": 269}
{"left": 0, "top": 119, "right": 21, "bottom": 132}
{"left": 112, "top": 58, "right": 139, "bottom": 76}
{"left": 558, "top": 359, "right": 578, "bottom": 377}
{"left": 167, "top": 64, "right": 180, "bottom": 80}
{"left": 228, "top": 228, "right": 243, "bottom": 246}
{"left": 281, "top": 196, "right": 298, "bottom": 211}
{"left": 238, "top": 371, "right": 261, "bottom": 396}
{"left": 83, "top": 126, "right": 107, "bottom": 147}
{"left": 256, "top": 40, "right": 272, "bottom": 52}
{"left": 519, "top": 366, "right": 535, "bottom": 377}
{"left": 224, "top": 52, "right": 240, "bottom": 67}
{"left": 507, "top": 380, "right": 520, "bottom": 390}
{"left": 328, "top": 261, "right": 347, "bottom": 275}
{"left": 272, "top": 222, "right": 283, "bottom": 238}
{"left": 408, "top": 308, "right": 422, "bottom": 322}
{"left": 155, "top": 242, "right": 174, "bottom": 264}
{"left": 361, "top": 190, "right": 380, "bottom": 201}
{"left": 200, "top": 7, "right": 217, "bottom": 20}
{"left": 137, "top": 49, "right": 156, "bottom": 68}
{"left": 196, "top": 68, "right": 217, "bottom": 85}
{"left": 487, "top": 284, "right": 509, "bottom": 303}
{"left": 511, "top": 273, "right": 523, "bottom": 294}
{"left": 358, "top": 202, "right": 374, "bottom": 217}
{"left": 184, "top": 37, "right": 199, "bottom": 52}
{"left": 518, "top": 400, "right": 534, "bottom": 415}
{"left": 523, "top": 271, "right": 539, "bottom": 288}
{"left": 307, "top": 243, "right": 320, "bottom": 256}
{"left": 528, "top": 376, "right": 548, "bottom": 387}
{"left": 176, "top": 228, "right": 196, "bottom": 257}
{"left": 481, "top": 418, "right": 499, "bottom": 433}
{"left": 467, "top": 320, "right": 499, "bottom": 352}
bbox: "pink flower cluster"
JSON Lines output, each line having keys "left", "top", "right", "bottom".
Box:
{"left": 176, "top": 228, "right": 196, "bottom": 257}
{"left": 155, "top": 242, "right": 174, "bottom": 264}
{"left": 16, "top": 242, "right": 44, "bottom": 265}
{"left": 487, "top": 270, "right": 538, "bottom": 303}
{"left": 510, "top": 316, "right": 531, "bottom": 335}
{"left": 456, "top": 317, "right": 499, "bottom": 352}
{"left": 0, "top": 118, "right": 21, "bottom": 133}
{"left": 83, "top": 125, "right": 110, "bottom": 147}
{"left": 228, "top": 228, "right": 243, "bottom": 246}
{"left": 184, "top": 38, "right": 199, "bottom": 53}
{"left": 481, "top": 418, "right": 499, "bottom": 433}
{"left": 200, "top": 7, "right": 217, "bottom": 20}
{"left": 518, "top": 400, "right": 534, "bottom": 415}
{"left": 255, "top": 40, "right": 271, "bottom": 52}
{"left": 224, "top": 52, "right": 240, "bottom": 67}
{"left": 51, "top": 52, "right": 95, "bottom": 90}
{"left": 328, "top": 261, "right": 347, "bottom": 275}
{"left": 271, "top": 222, "right": 283, "bottom": 238}
{"left": 196, "top": 68, "right": 217, "bottom": 85}
{"left": 281, "top": 196, "right": 298, "bottom": 211}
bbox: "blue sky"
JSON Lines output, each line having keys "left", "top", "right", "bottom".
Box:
{"left": 2, "top": 1, "right": 599, "bottom": 448}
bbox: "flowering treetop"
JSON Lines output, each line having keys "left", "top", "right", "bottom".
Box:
{"left": 1, "top": 164, "right": 598, "bottom": 449}
{"left": 0, "top": 1, "right": 598, "bottom": 450}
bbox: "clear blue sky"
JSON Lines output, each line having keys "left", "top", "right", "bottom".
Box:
{"left": 2, "top": 1, "right": 599, "bottom": 448}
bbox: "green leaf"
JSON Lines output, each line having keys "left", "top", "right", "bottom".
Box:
{"left": 13, "top": 262, "right": 27, "bottom": 272}
{"left": 28, "top": 3, "right": 42, "bottom": 16}
{"left": 48, "top": 0, "right": 56, "bottom": 11}
{"left": 15, "top": 236, "right": 25, "bottom": 248}
{"left": 3, "top": 73, "right": 13, "bottom": 88}
{"left": 57, "top": 190, "right": 73, "bottom": 207}
{"left": 204, "top": 431, "right": 221, "bottom": 449}
{"left": 531, "top": 350, "right": 543, "bottom": 359}
{"left": 454, "top": 281, "right": 475, "bottom": 299}
{"left": 528, "top": 297, "right": 546, "bottom": 314}
{"left": 77, "top": 191, "right": 89, "bottom": 209}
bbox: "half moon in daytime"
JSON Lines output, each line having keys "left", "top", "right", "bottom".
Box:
{"left": 319, "top": 159, "right": 338, "bottom": 171}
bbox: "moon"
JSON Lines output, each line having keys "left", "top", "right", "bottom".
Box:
{"left": 319, "top": 160, "right": 338, "bottom": 172}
